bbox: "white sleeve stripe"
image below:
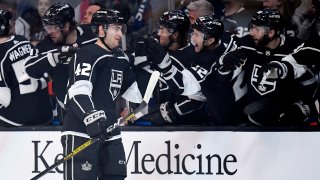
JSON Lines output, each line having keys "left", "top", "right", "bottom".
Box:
{"left": 68, "top": 80, "right": 93, "bottom": 99}
{"left": 47, "top": 53, "right": 58, "bottom": 67}
{"left": 0, "top": 87, "right": 11, "bottom": 107}
{"left": 0, "top": 115, "right": 23, "bottom": 126}
{"left": 282, "top": 54, "right": 307, "bottom": 78}
{"left": 181, "top": 69, "right": 201, "bottom": 96}
{"left": 134, "top": 56, "right": 147, "bottom": 65}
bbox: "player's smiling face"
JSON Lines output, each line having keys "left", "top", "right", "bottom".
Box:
{"left": 157, "top": 25, "right": 172, "bottom": 47}
{"left": 190, "top": 28, "right": 205, "bottom": 52}
{"left": 105, "top": 24, "right": 125, "bottom": 49}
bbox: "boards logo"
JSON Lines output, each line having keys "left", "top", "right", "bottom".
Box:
{"left": 126, "top": 140, "right": 238, "bottom": 176}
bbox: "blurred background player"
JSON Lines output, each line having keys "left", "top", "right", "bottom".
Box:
{"left": 23, "top": 2, "right": 97, "bottom": 123}
{"left": 81, "top": 2, "right": 103, "bottom": 24}
{"left": 221, "top": 0, "right": 252, "bottom": 37}
{"left": 63, "top": 9, "right": 142, "bottom": 180}
{"left": 0, "top": 9, "right": 52, "bottom": 127}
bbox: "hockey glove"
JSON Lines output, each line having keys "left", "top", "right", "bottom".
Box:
{"left": 219, "top": 50, "right": 246, "bottom": 71}
{"left": 144, "top": 102, "right": 175, "bottom": 125}
{"left": 279, "top": 101, "right": 317, "bottom": 126}
{"left": 83, "top": 110, "right": 109, "bottom": 139}
{"left": 146, "top": 37, "right": 172, "bottom": 72}
{"left": 58, "top": 45, "right": 79, "bottom": 64}
{"left": 264, "top": 61, "right": 289, "bottom": 80}
{"left": 134, "top": 35, "right": 150, "bottom": 68}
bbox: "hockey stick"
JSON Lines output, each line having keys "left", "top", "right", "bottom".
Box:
{"left": 30, "top": 71, "right": 160, "bottom": 180}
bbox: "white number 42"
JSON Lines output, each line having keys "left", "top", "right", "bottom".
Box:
{"left": 75, "top": 63, "right": 91, "bottom": 76}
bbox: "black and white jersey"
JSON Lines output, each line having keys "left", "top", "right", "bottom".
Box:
{"left": 162, "top": 42, "right": 242, "bottom": 125}
{"left": 0, "top": 35, "right": 52, "bottom": 126}
{"left": 64, "top": 44, "right": 140, "bottom": 137}
{"left": 237, "top": 34, "right": 306, "bottom": 106}
{"left": 23, "top": 24, "right": 97, "bottom": 107}
{"left": 222, "top": 7, "right": 252, "bottom": 37}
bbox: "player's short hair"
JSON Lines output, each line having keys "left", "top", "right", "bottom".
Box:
{"left": 187, "top": 0, "right": 214, "bottom": 16}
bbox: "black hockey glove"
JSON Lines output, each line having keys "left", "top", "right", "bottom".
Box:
{"left": 219, "top": 50, "right": 246, "bottom": 71}
{"left": 144, "top": 102, "right": 176, "bottom": 125}
{"left": 50, "top": 46, "right": 79, "bottom": 65}
{"left": 134, "top": 35, "right": 150, "bottom": 68}
{"left": 146, "top": 37, "right": 172, "bottom": 72}
{"left": 83, "top": 110, "right": 109, "bottom": 139}
{"left": 279, "top": 101, "right": 318, "bottom": 126}
{"left": 59, "top": 45, "right": 79, "bottom": 63}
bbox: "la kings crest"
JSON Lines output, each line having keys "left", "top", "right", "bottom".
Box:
{"left": 109, "top": 69, "right": 123, "bottom": 100}
{"left": 251, "top": 64, "right": 276, "bottom": 96}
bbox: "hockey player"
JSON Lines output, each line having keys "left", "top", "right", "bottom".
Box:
{"left": 146, "top": 15, "right": 242, "bottom": 125}
{"left": 0, "top": 9, "right": 52, "bottom": 127}
{"left": 219, "top": 8, "right": 318, "bottom": 126}
{"left": 62, "top": 9, "right": 142, "bottom": 179}
{"left": 23, "top": 2, "right": 97, "bottom": 121}
{"left": 134, "top": 10, "right": 210, "bottom": 125}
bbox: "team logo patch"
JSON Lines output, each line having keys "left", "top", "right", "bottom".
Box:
{"left": 81, "top": 161, "right": 92, "bottom": 171}
{"left": 251, "top": 64, "right": 276, "bottom": 95}
{"left": 109, "top": 69, "right": 123, "bottom": 100}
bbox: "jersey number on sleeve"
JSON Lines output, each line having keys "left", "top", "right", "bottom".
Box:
{"left": 75, "top": 63, "right": 91, "bottom": 76}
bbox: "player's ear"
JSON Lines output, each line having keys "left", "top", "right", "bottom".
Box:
{"left": 205, "top": 37, "right": 215, "bottom": 46}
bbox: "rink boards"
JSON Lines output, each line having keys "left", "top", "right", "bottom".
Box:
{"left": 0, "top": 126, "right": 319, "bottom": 180}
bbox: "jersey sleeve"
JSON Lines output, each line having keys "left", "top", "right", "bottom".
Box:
{"left": 67, "top": 51, "right": 97, "bottom": 120}
{"left": 23, "top": 46, "right": 59, "bottom": 80}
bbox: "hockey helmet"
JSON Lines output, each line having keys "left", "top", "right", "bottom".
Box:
{"left": 159, "top": 10, "right": 190, "bottom": 37}
{"left": 191, "top": 15, "right": 224, "bottom": 40}
{"left": 0, "top": 9, "right": 13, "bottom": 36}
{"left": 43, "top": 2, "right": 75, "bottom": 28}
{"left": 250, "top": 8, "right": 283, "bottom": 32}
{"left": 91, "top": 9, "right": 125, "bottom": 26}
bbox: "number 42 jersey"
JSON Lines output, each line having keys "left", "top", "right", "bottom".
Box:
{"left": 0, "top": 35, "right": 52, "bottom": 126}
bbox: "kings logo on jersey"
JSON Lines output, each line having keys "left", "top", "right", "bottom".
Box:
{"left": 251, "top": 64, "right": 276, "bottom": 96}
{"left": 109, "top": 69, "right": 123, "bottom": 100}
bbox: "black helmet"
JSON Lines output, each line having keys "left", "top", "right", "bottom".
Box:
{"left": 250, "top": 8, "right": 283, "bottom": 32}
{"left": 91, "top": 9, "right": 125, "bottom": 26}
{"left": 191, "top": 15, "right": 224, "bottom": 40}
{"left": 43, "top": 2, "right": 75, "bottom": 28}
{"left": 159, "top": 10, "right": 190, "bottom": 37}
{"left": 0, "top": 9, "right": 13, "bottom": 36}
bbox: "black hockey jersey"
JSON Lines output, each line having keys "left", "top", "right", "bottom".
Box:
{"left": 0, "top": 35, "right": 52, "bottom": 126}
{"left": 163, "top": 42, "right": 242, "bottom": 125}
{"left": 237, "top": 35, "right": 305, "bottom": 106}
{"left": 64, "top": 44, "right": 138, "bottom": 137}
{"left": 23, "top": 24, "right": 97, "bottom": 107}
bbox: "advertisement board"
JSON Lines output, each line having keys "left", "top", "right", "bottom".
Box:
{"left": 1, "top": 131, "right": 320, "bottom": 180}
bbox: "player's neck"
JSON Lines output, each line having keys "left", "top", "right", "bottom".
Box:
{"left": 266, "top": 36, "right": 281, "bottom": 49}
{"left": 65, "top": 29, "right": 77, "bottom": 45}
{"left": 0, "top": 36, "right": 10, "bottom": 44}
